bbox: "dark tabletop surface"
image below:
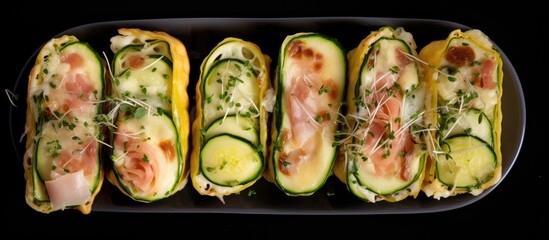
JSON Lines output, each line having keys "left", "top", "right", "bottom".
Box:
{"left": 5, "top": 1, "right": 543, "bottom": 237}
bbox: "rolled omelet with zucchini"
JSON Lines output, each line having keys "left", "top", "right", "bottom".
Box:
{"left": 419, "top": 29, "right": 503, "bottom": 199}
{"left": 266, "top": 32, "right": 346, "bottom": 196}
{"left": 190, "top": 37, "right": 271, "bottom": 201}
{"left": 24, "top": 35, "right": 105, "bottom": 214}
{"left": 107, "top": 28, "right": 191, "bottom": 202}
{"left": 333, "top": 26, "right": 428, "bottom": 203}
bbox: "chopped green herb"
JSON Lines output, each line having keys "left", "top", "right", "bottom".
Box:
{"left": 381, "top": 150, "right": 391, "bottom": 158}
{"left": 318, "top": 84, "right": 329, "bottom": 95}
{"left": 72, "top": 136, "right": 83, "bottom": 144}
{"left": 134, "top": 107, "right": 147, "bottom": 119}
{"left": 464, "top": 128, "right": 472, "bottom": 135}
{"left": 123, "top": 70, "right": 131, "bottom": 79}
{"left": 445, "top": 66, "right": 458, "bottom": 75}
{"left": 239, "top": 111, "right": 251, "bottom": 118}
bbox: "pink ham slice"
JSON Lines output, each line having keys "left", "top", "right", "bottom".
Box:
{"left": 358, "top": 47, "right": 417, "bottom": 180}
{"left": 45, "top": 170, "right": 90, "bottom": 210}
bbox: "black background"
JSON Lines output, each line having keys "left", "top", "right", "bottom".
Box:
{"left": 5, "top": 1, "right": 543, "bottom": 237}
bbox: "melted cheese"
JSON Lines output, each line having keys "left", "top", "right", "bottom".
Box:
{"left": 111, "top": 114, "right": 180, "bottom": 200}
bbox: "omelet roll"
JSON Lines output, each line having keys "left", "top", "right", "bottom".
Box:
{"left": 24, "top": 35, "right": 105, "bottom": 214}
{"left": 190, "top": 37, "right": 271, "bottom": 202}
{"left": 107, "top": 28, "right": 191, "bottom": 202}
{"left": 419, "top": 29, "right": 503, "bottom": 199}
{"left": 333, "top": 26, "right": 428, "bottom": 203}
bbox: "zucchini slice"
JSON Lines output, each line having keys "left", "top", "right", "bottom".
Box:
{"left": 436, "top": 135, "right": 496, "bottom": 188}
{"left": 267, "top": 32, "right": 346, "bottom": 196}
{"left": 440, "top": 108, "right": 493, "bottom": 146}
{"left": 333, "top": 26, "right": 427, "bottom": 203}
{"left": 202, "top": 58, "right": 259, "bottom": 127}
{"left": 190, "top": 37, "right": 270, "bottom": 201}
{"left": 200, "top": 134, "right": 263, "bottom": 187}
{"left": 204, "top": 116, "right": 259, "bottom": 145}
{"left": 107, "top": 28, "right": 191, "bottom": 202}
{"left": 115, "top": 55, "right": 173, "bottom": 110}
{"left": 24, "top": 36, "right": 105, "bottom": 214}
{"left": 419, "top": 29, "right": 503, "bottom": 199}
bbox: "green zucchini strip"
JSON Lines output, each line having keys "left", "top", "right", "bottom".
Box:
{"left": 268, "top": 32, "right": 346, "bottom": 196}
